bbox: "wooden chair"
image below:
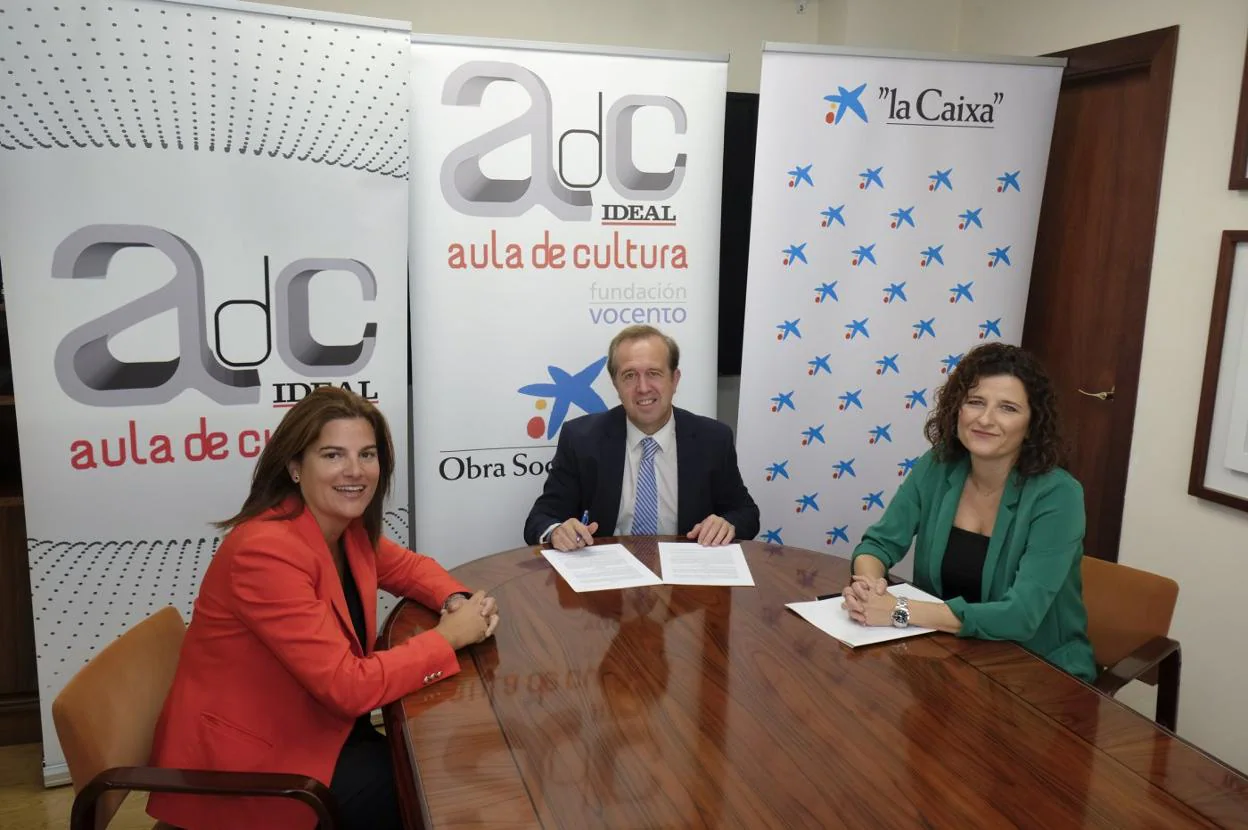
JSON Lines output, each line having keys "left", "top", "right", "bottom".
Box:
{"left": 51, "top": 606, "right": 341, "bottom": 829}
{"left": 1081, "top": 556, "right": 1181, "bottom": 731}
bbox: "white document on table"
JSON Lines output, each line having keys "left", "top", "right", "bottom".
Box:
{"left": 541, "top": 544, "right": 662, "bottom": 592}
{"left": 786, "top": 583, "right": 942, "bottom": 648}
{"left": 657, "top": 542, "right": 755, "bottom": 586}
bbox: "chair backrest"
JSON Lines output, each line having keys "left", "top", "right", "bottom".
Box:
{"left": 1081, "top": 556, "right": 1178, "bottom": 669}
{"left": 52, "top": 606, "right": 186, "bottom": 828}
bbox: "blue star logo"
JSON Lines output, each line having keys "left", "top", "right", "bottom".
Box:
{"left": 859, "top": 166, "right": 885, "bottom": 190}
{"left": 920, "top": 244, "right": 945, "bottom": 267}
{"left": 928, "top": 168, "right": 954, "bottom": 191}
{"left": 898, "top": 457, "right": 918, "bottom": 477}
{"left": 997, "top": 170, "right": 1021, "bottom": 192}
{"left": 765, "top": 460, "right": 790, "bottom": 481}
{"left": 941, "top": 353, "right": 964, "bottom": 374}
{"left": 904, "top": 389, "right": 928, "bottom": 409}
{"left": 821, "top": 204, "right": 846, "bottom": 227}
{"left": 762, "top": 528, "right": 784, "bottom": 545}
{"left": 833, "top": 458, "right": 856, "bottom": 479}
{"left": 890, "top": 206, "right": 916, "bottom": 229}
{"left": 783, "top": 243, "right": 808, "bottom": 266}
{"left": 788, "top": 163, "right": 814, "bottom": 188}
{"left": 949, "top": 282, "right": 975, "bottom": 304}
{"left": 815, "top": 281, "right": 839, "bottom": 304}
{"left": 801, "top": 424, "right": 826, "bottom": 446}
{"left": 869, "top": 424, "right": 893, "bottom": 444}
{"left": 912, "top": 317, "right": 936, "bottom": 340}
{"left": 959, "top": 208, "right": 983, "bottom": 230}
{"left": 775, "top": 319, "right": 802, "bottom": 341}
{"left": 838, "top": 389, "right": 864, "bottom": 411}
{"left": 807, "top": 353, "right": 832, "bottom": 376}
{"left": 796, "top": 493, "right": 820, "bottom": 513}
{"left": 845, "top": 318, "right": 870, "bottom": 340}
{"left": 883, "top": 282, "right": 907, "bottom": 304}
{"left": 978, "top": 318, "right": 1003, "bottom": 339}
{"left": 875, "top": 354, "right": 900, "bottom": 375}
{"left": 824, "top": 83, "right": 869, "bottom": 124}
{"left": 771, "top": 391, "right": 796, "bottom": 412}
{"left": 826, "top": 525, "right": 851, "bottom": 545}
{"left": 988, "top": 245, "right": 1012, "bottom": 267}
{"left": 517, "top": 356, "right": 609, "bottom": 440}
{"left": 862, "top": 491, "right": 886, "bottom": 511}
{"left": 852, "top": 243, "right": 877, "bottom": 266}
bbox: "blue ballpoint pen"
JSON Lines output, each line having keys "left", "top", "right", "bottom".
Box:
{"left": 579, "top": 510, "right": 591, "bottom": 546}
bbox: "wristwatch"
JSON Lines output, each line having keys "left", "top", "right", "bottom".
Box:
{"left": 442, "top": 592, "right": 471, "bottom": 612}
{"left": 891, "top": 596, "right": 910, "bottom": 628}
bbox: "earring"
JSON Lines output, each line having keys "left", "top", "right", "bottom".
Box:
{"left": 293, "top": 475, "right": 300, "bottom": 483}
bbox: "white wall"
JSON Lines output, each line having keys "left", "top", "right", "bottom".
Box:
{"left": 844, "top": 0, "right": 960, "bottom": 52}
{"left": 259, "top": 0, "right": 818, "bottom": 92}
{"left": 957, "top": 0, "right": 1248, "bottom": 775}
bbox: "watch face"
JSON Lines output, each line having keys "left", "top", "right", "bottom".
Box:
{"left": 892, "top": 608, "right": 909, "bottom": 626}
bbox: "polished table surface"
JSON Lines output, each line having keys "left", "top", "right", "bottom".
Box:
{"left": 382, "top": 538, "right": 1248, "bottom": 829}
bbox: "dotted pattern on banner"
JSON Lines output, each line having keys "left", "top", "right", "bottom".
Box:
{"left": 738, "top": 73, "right": 1043, "bottom": 558}
{"left": 29, "top": 507, "right": 410, "bottom": 695}
{"left": 0, "top": 2, "right": 409, "bottom": 178}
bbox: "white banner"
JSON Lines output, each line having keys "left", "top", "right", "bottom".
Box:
{"left": 737, "top": 45, "right": 1062, "bottom": 561}
{"left": 0, "top": 0, "right": 411, "bottom": 779}
{"left": 409, "top": 36, "right": 727, "bottom": 567}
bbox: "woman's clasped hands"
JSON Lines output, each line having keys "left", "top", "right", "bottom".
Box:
{"left": 841, "top": 574, "right": 896, "bottom": 627}
{"left": 436, "top": 591, "right": 500, "bottom": 648}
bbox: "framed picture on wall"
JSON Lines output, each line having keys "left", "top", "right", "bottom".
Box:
{"left": 1231, "top": 33, "right": 1248, "bottom": 189}
{"left": 1190, "top": 231, "right": 1248, "bottom": 510}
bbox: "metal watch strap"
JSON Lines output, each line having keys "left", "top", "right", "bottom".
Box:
{"left": 442, "top": 592, "right": 471, "bottom": 612}
{"left": 892, "top": 595, "right": 910, "bottom": 628}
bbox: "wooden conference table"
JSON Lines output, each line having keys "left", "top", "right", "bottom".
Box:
{"left": 381, "top": 537, "right": 1248, "bottom": 829}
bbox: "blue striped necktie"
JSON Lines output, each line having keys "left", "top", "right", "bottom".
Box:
{"left": 631, "top": 437, "right": 660, "bottom": 535}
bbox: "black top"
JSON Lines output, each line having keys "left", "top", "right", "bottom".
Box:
{"left": 339, "top": 553, "right": 379, "bottom": 742}
{"left": 941, "top": 527, "right": 989, "bottom": 604}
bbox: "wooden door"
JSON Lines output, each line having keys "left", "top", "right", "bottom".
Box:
{"left": 1022, "top": 28, "right": 1178, "bottom": 562}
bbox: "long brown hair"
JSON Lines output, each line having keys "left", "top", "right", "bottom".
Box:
{"left": 217, "top": 387, "right": 395, "bottom": 547}
{"left": 923, "top": 342, "right": 1065, "bottom": 477}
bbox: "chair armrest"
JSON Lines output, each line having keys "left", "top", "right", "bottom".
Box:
{"left": 1094, "top": 636, "right": 1181, "bottom": 697}
{"left": 70, "top": 765, "right": 342, "bottom": 830}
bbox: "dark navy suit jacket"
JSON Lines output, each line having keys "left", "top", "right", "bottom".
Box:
{"left": 523, "top": 406, "right": 760, "bottom": 544}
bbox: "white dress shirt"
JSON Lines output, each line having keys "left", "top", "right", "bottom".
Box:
{"left": 614, "top": 415, "right": 679, "bottom": 536}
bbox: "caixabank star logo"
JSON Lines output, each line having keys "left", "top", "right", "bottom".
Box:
{"left": 517, "top": 356, "right": 609, "bottom": 440}
{"left": 438, "top": 355, "right": 609, "bottom": 483}
{"left": 823, "top": 84, "right": 869, "bottom": 126}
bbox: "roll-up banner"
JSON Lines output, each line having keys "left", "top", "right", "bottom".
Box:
{"left": 737, "top": 44, "right": 1063, "bottom": 562}
{"left": 409, "top": 35, "right": 728, "bottom": 567}
{"left": 0, "top": 0, "right": 412, "bottom": 781}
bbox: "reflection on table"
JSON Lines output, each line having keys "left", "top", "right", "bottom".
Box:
{"left": 382, "top": 537, "right": 1248, "bottom": 829}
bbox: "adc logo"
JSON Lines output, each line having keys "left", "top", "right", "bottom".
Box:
{"left": 440, "top": 61, "right": 688, "bottom": 220}
{"left": 52, "top": 224, "right": 378, "bottom": 407}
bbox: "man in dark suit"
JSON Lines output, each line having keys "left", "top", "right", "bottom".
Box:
{"left": 524, "top": 325, "right": 760, "bottom": 551}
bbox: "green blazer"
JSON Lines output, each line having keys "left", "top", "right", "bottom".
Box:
{"left": 852, "top": 450, "right": 1096, "bottom": 682}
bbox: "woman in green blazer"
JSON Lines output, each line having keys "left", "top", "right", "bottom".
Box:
{"left": 846, "top": 343, "right": 1095, "bottom": 682}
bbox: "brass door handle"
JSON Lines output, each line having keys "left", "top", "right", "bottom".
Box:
{"left": 1077, "top": 385, "right": 1115, "bottom": 401}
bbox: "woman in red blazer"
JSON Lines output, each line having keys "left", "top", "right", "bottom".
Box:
{"left": 147, "top": 387, "right": 498, "bottom": 830}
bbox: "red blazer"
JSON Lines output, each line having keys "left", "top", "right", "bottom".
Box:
{"left": 147, "top": 503, "right": 469, "bottom": 830}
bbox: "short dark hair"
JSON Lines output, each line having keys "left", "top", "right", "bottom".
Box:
{"left": 217, "top": 387, "right": 395, "bottom": 547}
{"left": 923, "top": 342, "right": 1065, "bottom": 476}
{"left": 606, "top": 325, "right": 680, "bottom": 379}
